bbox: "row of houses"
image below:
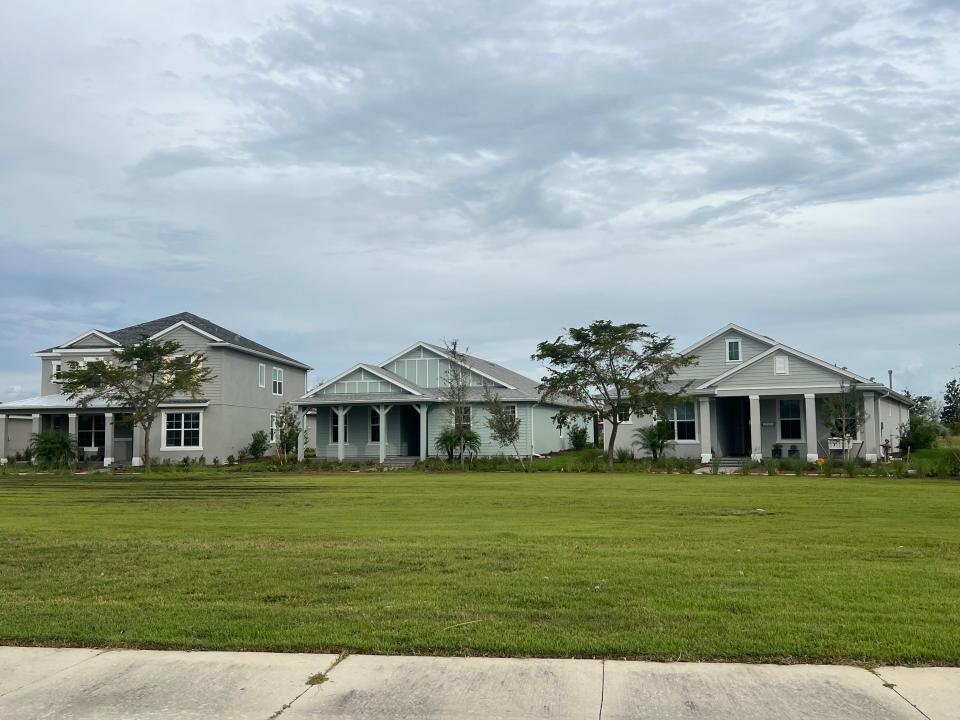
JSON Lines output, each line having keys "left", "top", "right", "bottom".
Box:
{"left": 0, "top": 312, "right": 912, "bottom": 466}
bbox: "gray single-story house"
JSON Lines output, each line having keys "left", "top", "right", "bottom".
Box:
{"left": 606, "top": 324, "right": 912, "bottom": 463}
{"left": 295, "top": 342, "right": 593, "bottom": 463}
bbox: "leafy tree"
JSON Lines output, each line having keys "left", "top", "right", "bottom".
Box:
{"left": 633, "top": 420, "right": 673, "bottom": 460}
{"left": 30, "top": 430, "right": 77, "bottom": 469}
{"left": 248, "top": 430, "right": 269, "bottom": 461}
{"left": 568, "top": 423, "right": 589, "bottom": 451}
{"left": 273, "top": 402, "right": 307, "bottom": 463}
{"left": 439, "top": 339, "right": 474, "bottom": 468}
{"left": 820, "top": 381, "right": 866, "bottom": 461}
{"left": 483, "top": 388, "right": 525, "bottom": 470}
{"left": 60, "top": 337, "right": 213, "bottom": 472}
{"left": 533, "top": 320, "right": 694, "bottom": 470}
{"left": 942, "top": 379, "right": 960, "bottom": 426}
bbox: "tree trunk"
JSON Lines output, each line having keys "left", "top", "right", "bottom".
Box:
{"left": 607, "top": 421, "right": 618, "bottom": 472}
{"left": 142, "top": 421, "right": 152, "bottom": 473}
{"left": 512, "top": 442, "right": 525, "bottom": 472}
{"left": 459, "top": 437, "right": 465, "bottom": 468}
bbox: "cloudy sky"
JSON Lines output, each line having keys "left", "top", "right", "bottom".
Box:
{"left": 1, "top": 0, "right": 958, "bottom": 400}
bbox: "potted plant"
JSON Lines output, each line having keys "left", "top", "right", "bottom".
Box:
{"left": 788, "top": 445, "right": 799, "bottom": 457}
{"left": 772, "top": 443, "right": 783, "bottom": 459}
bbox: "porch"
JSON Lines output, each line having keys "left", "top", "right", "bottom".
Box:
{"left": 0, "top": 410, "right": 135, "bottom": 467}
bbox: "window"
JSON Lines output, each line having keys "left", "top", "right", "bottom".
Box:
{"left": 269, "top": 413, "right": 277, "bottom": 443}
{"left": 330, "top": 410, "right": 349, "bottom": 444}
{"left": 779, "top": 399, "right": 802, "bottom": 441}
{"left": 258, "top": 363, "right": 266, "bottom": 388}
{"left": 164, "top": 412, "right": 201, "bottom": 448}
{"left": 726, "top": 338, "right": 741, "bottom": 362}
{"left": 52, "top": 361, "right": 63, "bottom": 383}
{"left": 666, "top": 402, "right": 697, "bottom": 441}
{"left": 272, "top": 367, "right": 283, "bottom": 395}
{"left": 77, "top": 415, "right": 105, "bottom": 448}
{"left": 617, "top": 409, "right": 631, "bottom": 423}
{"left": 505, "top": 405, "right": 517, "bottom": 420}
{"left": 454, "top": 406, "right": 472, "bottom": 430}
{"left": 370, "top": 407, "right": 381, "bottom": 443}
{"left": 774, "top": 355, "right": 789, "bottom": 375}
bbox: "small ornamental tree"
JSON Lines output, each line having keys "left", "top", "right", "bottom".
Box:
{"left": 60, "top": 337, "right": 213, "bottom": 472}
{"left": 439, "top": 339, "right": 473, "bottom": 468}
{"left": 533, "top": 321, "right": 694, "bottom": 471}
{"left": 942, "top": 379, "right": 960, "bottom": 426}
{"left": 483, "top": 388, "right": 525, "bottom": 470}
{"left": 821, "top": 381, "right": 867, "bottom": 461}
{"left": 274, "top": 401, "right": 307, "bottom": 463}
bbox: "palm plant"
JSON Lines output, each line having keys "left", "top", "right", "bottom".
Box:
{"left": 29, "top": 430, "right": 78, "bottom": 469}
{"left": 632, "top": 420, "right": 673, "bottom": 460}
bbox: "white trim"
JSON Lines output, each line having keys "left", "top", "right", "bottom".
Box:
{"left": 725, "top": 337, "right": 742, "bottom": 363}
{"left": 679, "top": 323, "right": 776, "bottom": 357}
{"left": 305, "top": 363, "right": 424, "bottom": 398}
{"left": 59, "top": 329, "right": 121, "bottom": 348}
{"left": 699, "top": 344, "right": 872, "bottom": 390}
{"left": 258, "top": 363, "right": 266, "bottom": 389}
{"left": 157, "top": 401, "right": 210, "bottom": 408}
{"left": 269, "top": 413, "right": 277, "bottom": 443}
{"left": 665, "top": 401, "right": 698, "bottom": 443}
{"left": 369, "top": 406, "right": 381, "bottom": 444}
{"left": 381, "top": 342, "right": 517, "bottom": 391}
{"left": 149, "top": 320, "right": 222, "bottom": 343}
{"left": 160, "top": 409, "right": 204, "bottom": 451}
{"left": 329, "top": 407, "right": 350, "bottom": 445}
{"left": 206, "top": 342, "right": 312, "bottom": 370}
{"left": 774, "top": 355, "right": 789, "bottom": 375}
{"left": 776, "top": 397, "right": 804, "bottom": 443}
{"left": 616, "top": 409, "right": 632, "bottom": 424}
{"left": 38, "top": 348, "right": 118, "bottom": 356}
{"left": 272, "top": 367, "right": 284, "bottom": 396}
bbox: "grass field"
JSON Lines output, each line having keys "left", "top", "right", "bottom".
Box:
{"left": 1, "top": 472, "right": 958, "bottom": 665}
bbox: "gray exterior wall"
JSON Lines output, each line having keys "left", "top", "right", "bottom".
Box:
{"left": 675, "top": 334, "right": 772, "bottom": 383}
{"left": 711, "top": 352, "right": 846, "bottom": 392}
{"left": 2, "top": 416, "right": 33, "bottom": 457}
{"left": 606, "top": 410, "right": 702, "bottom": 460}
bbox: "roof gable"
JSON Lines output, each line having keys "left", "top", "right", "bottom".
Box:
{"left": 699, "top": 344, "right": 872, "bottom": 390}
{"left": 305, "top": 364, "right": 423, "bottom": 398}
{"left": 58, "top": 330, "right": 120, "bottom": 349}
{"left": 679, "top": 323, "right": 777, "bottom": 356}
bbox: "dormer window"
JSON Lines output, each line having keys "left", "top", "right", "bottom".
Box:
{"left": 726, "top": 338, "right": 741, "bottom": 362}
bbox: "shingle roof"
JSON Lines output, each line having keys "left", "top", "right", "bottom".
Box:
{"left": 39, "top": 312, "right": 309, "bottom": 368}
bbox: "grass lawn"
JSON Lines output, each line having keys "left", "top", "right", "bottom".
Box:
{"left": 1, "top": 471, "right": 958, "bottom": 665}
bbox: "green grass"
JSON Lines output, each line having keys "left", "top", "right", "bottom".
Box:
{"left": 1, "top": 472, "right": 959, "bottom": 665}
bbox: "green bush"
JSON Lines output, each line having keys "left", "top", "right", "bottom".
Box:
{"left": 615, "top": 447, "right": 634, "bottom": 463}
{"left": 29, "top": 431, "right": 77, "bottom": 469}
{"left": 900, "top": 420, "right": 939, "bottom": 452}
{"left": 304, "top": 447, "right": 317, "bottom": 459}
{"left": 248, "top": 431, "right": 269, "bottom": 461}
{"left": 763, "top": 459, "right": 778, "bottom": 476}
{"left": 568, "top": 424, "right": 589, "bottom": 451}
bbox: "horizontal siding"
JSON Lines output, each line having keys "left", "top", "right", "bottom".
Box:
{"left": 714, "top": 353, "right": 845, "bottom": 390}
{"left": 675, "top": 334, "right": 772, "bottom": 382}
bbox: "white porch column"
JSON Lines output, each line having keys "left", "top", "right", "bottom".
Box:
{"left": 748, "top": 395, "right": 762, "bottom": 462}
{"left": 132, "top": 424, "right": 144, "bottom": 467}
{"left": 335, "top": 406, "right": 346, "bottom": 462}
{"left": 698, "top": 397, "right": 712, "bottom": 463}
{"left": 862, "top": 391, "right": 878, "bottom": 463}
{"left": 0, "top": 414, "right": 7, "bottom": 465}
{"left": 415, "top": 404, "right": 428, "bottom": 460}
{"left": 103, "top": 413, "right": 114, "bottom": 467}
{"left": 31, "top": 414, "right": 41, "bottom": 465}
{"left": 804, "top": 394, "right": 819, "bottom": 462}
{"left": 67, "top": 413, "right": 77, "bottom": 440}
{"left": 296, "top": 409, "right": 307, "bottom": 462}
{"left": 377, "top": 404, "right": 393, "bottom": 465}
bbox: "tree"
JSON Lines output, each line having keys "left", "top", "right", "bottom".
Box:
{"left": 273, "top": 402, "right": 307, "bottom": 463}
{"left": 633, "top": 420, "right": 673, "bottom": 460}
{"left": 533, "top": 320, "right": 695, "bottom": 471}
{"left": 483, "top": 388, "right": 525, "bottom": 470}
{"left": 820, "top": 380, "right": 866, "bottom": 461}
{"left": 439, "top": 339, "right": 473, "bottom": 468}
{"left": 248, "top": 430, "right": 269, "bottom": 461}
{"left": 942, "top": 379, "right": 960, "bottom": 426}
{"left": 60, "top": 337, "right": 213, "bottom": 472}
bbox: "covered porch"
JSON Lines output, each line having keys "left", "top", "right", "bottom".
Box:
{"left": 295, "top": 398, "right": 436, "bottom": 464}
{"left": 0, "top": 405, "right": 135, "bottom": 467}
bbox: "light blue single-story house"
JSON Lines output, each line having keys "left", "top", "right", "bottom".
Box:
{"left": 295, "top": 342, "right": 593, "bottom": 463}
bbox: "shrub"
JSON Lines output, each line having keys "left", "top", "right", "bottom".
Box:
{"left": 820, "top": 459, "right": 835, "bottom": 477}
{"left": 633, "top": 421, "right": 673, "bottom": 460}
{"left": 226, "top": 454, "right": 236, "bottom": 466}
{"left": 763, "top": 459, "right": 778, "bottom": 476}
{"left": 29, "top": 430, "right": 77, "bottom": 469}
{"left": 711, "top": 458, "right": 722, "bottom": 475}
{"left": 843, "top": 460, "right": 858, "bottom": 477}
{"left": 891, "top": 460, "right": 909, "bottom": 478}
{"left": 304, "top": 447, "right": 317, "bottom": 459}
{"left": 248, "top": 431, "right": 269, "bottom": 461}
{"left": 900, "top": 420, "right": 939, "bottom": 452}
{"left": 180, "top": 456, "right": 191, "bottom": 467}
{"left": 615, "top": 447, "right": 634, "bottom": 463}
{"left": 212, "top": 457, "right": 220, "bottom": 466}
{"left": 434, "top": 427, "right": 460, "bottom": 461}
{"left": 197, "top": 455, "right": 206, "bottom": 466}
{"left": 568, "top": 424, "right": 589, "bottom": 451}
{"left": 739, "top": 459, "right": 758, "bottom": 475}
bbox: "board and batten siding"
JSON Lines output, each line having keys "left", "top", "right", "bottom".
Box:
{"left": 386, "top": 347, "right": 501, "bottom": 389}
{"left": 319, "top": 368, "right": 405, "bottom": 395}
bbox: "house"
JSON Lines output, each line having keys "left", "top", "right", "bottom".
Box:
{"left": 605, "top": 324, "right": 912, "bottom": 463}
{"left": 294, "top": 342, "right": 593, "bottom": 463}
{"left": 0, "top": 312, "right": 310, "bottom": 466}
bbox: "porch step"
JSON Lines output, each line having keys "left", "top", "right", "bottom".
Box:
{"left": 383, "top": 456, "right": 420, "bottom": 469}
{"left": 714, "top": 457, "right": 750, "bottom": 468}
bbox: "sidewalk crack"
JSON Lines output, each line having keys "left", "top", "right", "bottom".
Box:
{"left": 0, "top": 647, "right": 113, "bottom": 698}
{"left": 265, "top": 651, "right": 350, "bottom": 720}
{"left": 597, "top": 659, "right": 606, "bottom": 720}
{"left": 870, "top": 669, "right": 932, "bottom": 720}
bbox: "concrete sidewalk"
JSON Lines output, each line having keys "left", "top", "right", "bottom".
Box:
{"left": 0, "top": 647, "right": 957, "bottom": 720}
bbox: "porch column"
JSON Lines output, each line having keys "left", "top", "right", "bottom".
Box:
{"left": 0, "top": 414, "right": 7, "bottom": 465}
{"left": 748, "top": 395, "right": 762, "bottom": 462}
{"left": 335, "top": 406, "right": 346, "bottom": 462}
{"left": 68, "top": 413, "right": 78, "bottom": 442}
{"left": 31, "top": 414, "right": 41, "bottom": 464}
{"left": 103, "top": 413, "right": 114, "bottom": 467}
{"left": 804, "top": 394, "right": 818, "bottom": 462}
{"left": 862, "top": 391, "right": 878, "bottom": 462}
{"left": 378, "top": 404, "right": 394, "bottom": 465}
{"left": 698, "top": 397, "right": 712, "bottom": 464}
{"left": 414, "top": 403, "right": 428, "bottom": 460}
{"left": 132, "top": 424, "right": 143, "bottom": 467}
{"left": 296, "top": 409, "right": 307, "bottom": 462}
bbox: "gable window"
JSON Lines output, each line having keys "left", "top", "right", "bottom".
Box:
{"left": 617, "top": 409, "right": 631, "bottom": 424}
{"left": 370, "top": 407, "right": 381, "bottom": 443}
{"left": 269, "top": 413, "right": 277, "bottom": 443}
{"left": 775, "top": 355, "right": 789, "bottom": 375}
{"left": 163, "top": 411, "right": 202, "bottom": 449}
{"left": 778, "top": 399, "right": 802, "bottom": 441}
{"left": 726, "top": 338, "right": 741, "bottom": 362}
{"left": 52, "top": 361, "right": 63, "bottom": 384}
{"left": 77, "top": 415, "right": 105, "bottom": 448}
{"left": 454, "top": 406, "right": 472, "bottom": 430}
{"left": 272, "top": 367, "right": 283, "bottom": 396}
{"left": 258, "top": 364, "right": 266, "bottom": 388}
{"left": 666, "top": 402, "right": 697, "bottom": 441}
{"left": 330, "top": 410, "right": 349, "bottom": 444}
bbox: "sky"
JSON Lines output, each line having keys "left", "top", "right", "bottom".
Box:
{"left": 1, "top": 0, "right": 958, "bottom": 400}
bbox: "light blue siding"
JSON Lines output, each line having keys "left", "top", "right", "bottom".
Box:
{"left": 387, "top": 347, "right": 503, "bottom": 389}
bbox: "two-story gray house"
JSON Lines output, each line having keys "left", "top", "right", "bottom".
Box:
{"left": 605, "top": 324, "right": 913, "bottom": 463}
{"left": 0, "top": 312, "right": 310, "bottom": 466}
{"left": 295, "top": 342, "right": 593, "bottom": 463}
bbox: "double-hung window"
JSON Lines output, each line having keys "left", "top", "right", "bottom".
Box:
{"left": 454, "top": 406, "right": 472, "bottom": 430}
{"left": 272, "top": 367, "right": 283, "bottom": 396}
{"left": 666, "top": 402, "right": 697, "bottom": 441}
{"left": 505, "top": 405, "right": 517, "bottom": 420}
{"left": 269, "top": 413, "right": 277, "bottom": 443}
{"left": 77, "top": 415, "right": 105, "bottom": 448}
{"left": 164, "top": 412, "right": 202, "bottom": 449}
{"left": 258, "top": 363, "right": 266, "bottom": 388}
{"left": 726, "top": 338, "right": 741, "bottom": 362}
{"left": 370, "top": 407, "right": 381, "bottom": 443}
{"left": 331, "top": 410, "right": 349, "bottom": 444}
{"left": 779, "top": 399, "right": 802, "bottom": 441}
{"left": 617, "top": 409, "right": 631, "bottom": 423}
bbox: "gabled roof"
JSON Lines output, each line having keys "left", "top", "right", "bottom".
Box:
{"left": 59, "top": 330, "right": 121, "bottom": 348}
{"left": 679, "top": 323, "right": 777, "bottom": 356}
{"left": 37, "top": 312, "right": 310, "bottom": 369}
{"left": 304, "top": 363, "right": 425, "bottom": 398}
{"left": 698, "top": 343, "right": 872, "bottom": 389}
